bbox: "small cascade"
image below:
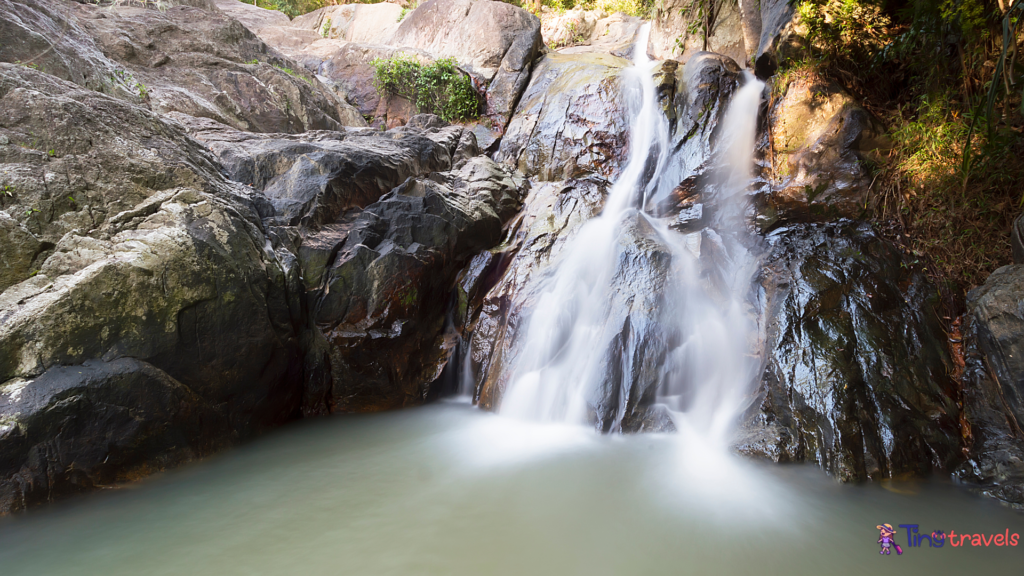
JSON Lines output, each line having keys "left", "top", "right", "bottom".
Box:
{"left": 497, "top": 23, "right": 766, "bottom": 444}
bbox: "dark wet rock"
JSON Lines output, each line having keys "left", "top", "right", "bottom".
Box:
{"left": 759, "top": 76, "right": 889, "bottom": 225}
{"left": 754, "top": 0, "right": 805, "bottom": 78}
{"left": 671, "top": 52, "right": 741, "bottom": 166}
{"left": 495, "top": 52, "right": 631, "bottom": 182}
{"left": 0, "top": 64, "right": 304, "bottom": 513}
{"left": 171, "top": 113, "right": 459, "bottom": 227}
{"left": 0, "top": 358, "right": 231, "bottom": 515}
{"left": 956, "top": 264, "right": 1024, "bottom": 506}
{"left": 736, "top": 222, "right": 964, "bottom": 482}
{"left": 646, "top": 52, "right": 741, "bottom": 218}
{"left": 308, "top": 157, "right": 527, "bottom": 412}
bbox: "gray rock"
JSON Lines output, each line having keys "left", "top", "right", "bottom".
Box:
{"left": 954, "top": 264, "right": 1024, "bottom": 507}
{"left": 736, "top": 222, "right": 964, "bottom": 482}
{"left": 308, "top": 157, "right": 527, "bottom": 412}
{"left": 387, "top": 0, "right": 541, "bottom": 130}
{"left": 0, "top": 0, "right": 365, "bottom": 132}
{"left": 648, "top": 0, "right": 747, "bottom": 64}
{"left": 754, "top": 0, "right": 804, "bottom": 77}
{"left": 173, "top": 114, "right": 460, "bottom": 227}
{"left": 0, "top": 64, "right": 304, "bottom": 513}
{"left": 291, "top": 3, "right": 404, "bottom": 44}
{"left": 495, "top": 52, "right": 631, "bottom": 182}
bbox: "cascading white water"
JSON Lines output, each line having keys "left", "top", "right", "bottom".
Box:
{"left": 499, "top": 24, "right": 765, "bottom": 446}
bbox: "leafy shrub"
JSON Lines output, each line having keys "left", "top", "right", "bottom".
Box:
{"left": 371, "top": 55, "right": 481, "bottom": 122}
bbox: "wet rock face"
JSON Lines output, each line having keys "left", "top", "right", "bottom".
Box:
{"left": 754, "top": 0, "right": 805, "bottom": 77}
{"left": 0, "top": 65, "right": 305, "bottom": 513}
{"left": 760, "top": 76, "right": 889, "bottom": 224}
{"left": 172, "top": 114, "right": 459, "bottom": 227}
{"left": 307, "top": 156, "right": 527, "bottom": 412}
{"left": 496, "top": 52, "right": 631, "bottom": 182}
{"left": 737, "top": 222, "right": 964, "bottom": 481}
{"left": 0, "top": 358, "right": 231, "bottom": 515}
{"left": 957, "top": 265, "right": 1024, "bottom": 507}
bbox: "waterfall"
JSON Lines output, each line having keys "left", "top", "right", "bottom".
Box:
{"left": 498, "top": 24, "right": 765, "bottom": 445}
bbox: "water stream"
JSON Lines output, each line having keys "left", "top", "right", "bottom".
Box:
{"left": 499, "top": 24, "right": 765, "bottom": 451}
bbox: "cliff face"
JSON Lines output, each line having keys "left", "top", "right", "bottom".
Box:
{"left": 0, "top": 0, "right": 529, "bottom": 514}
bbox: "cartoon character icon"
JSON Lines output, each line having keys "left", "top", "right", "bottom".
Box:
{"left": 877, "top": 524, "right": 903, "bottom": 555}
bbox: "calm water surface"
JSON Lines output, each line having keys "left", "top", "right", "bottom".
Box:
{"left": 0, "top": 401, "right": 1021, "bottom": 575}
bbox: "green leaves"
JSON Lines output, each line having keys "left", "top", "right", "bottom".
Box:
{"left": 371, "top": 56, "right": 481, "bottom": 122}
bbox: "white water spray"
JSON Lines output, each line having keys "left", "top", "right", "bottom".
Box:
{"left": 499, "top": 25, "right": 765, "bottom": 447}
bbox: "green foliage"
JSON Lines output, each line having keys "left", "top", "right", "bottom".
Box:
{"left": 112, "top": 68, "right": 148, "bottom": 102}
{"left": 273, "top": 63, "right": 314, "bottom": 86}
{"left": 781, "top": 0, "right": 1024, "bottom": 287}
{"left": 397, "top": 8, "right": 409, "bottom": 21}
{"left": 320, "top": 17, "right": 332, "bottom": 38}
{"left": 0, "top": 185, "right": 14, "bottom": 198}
{"left": 371, "top": 55, "right": 481, "bottom": 122}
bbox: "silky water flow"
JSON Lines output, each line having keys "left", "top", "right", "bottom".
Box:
{"left": 498, "top": 24, "right": 766, "bottom": 452}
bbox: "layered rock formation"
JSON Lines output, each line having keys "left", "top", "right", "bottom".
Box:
{"left": 0, "top": 0, "right": 528, "bottom": 514}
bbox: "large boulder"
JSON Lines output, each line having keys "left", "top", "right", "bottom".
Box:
{"left": 293, "top": 41, "right": 434, "bottom": 128}
{"left": 307, "top": 155, "right": 527, "bottom": 412}
{"left": 292, "top": 3, "right": 404, "bottom": 44}
{"left": 736, "top": 222, "right": 964, "bottom": 481}
{"left": 541, "top": 9, "right": 599, "bottom": 50}
{"left": 171, "top": 114, "right": 459, "bottom": 227}
{"left": 0, "top": 0, "right": 365, "bottom": 133}
{"left": 495, "top": 52, "right": 631, "bottom": 182}
{"left": 0, "top": 65, "right": 304, "bottom": 513}
{"left": 759, "top": 74, "right": 889, "bottom": 224}
{"left": 0, "top": 0, "right": 125, "bottom": 94}
{"left": 557, "top": 11, "right": 644, "bottom": 58}
{"left": 958, "top": 264, "right": 1024, "bottom": 506}
{"left": 0, "top": 358, "right": 231, "bottom": 515}
{"left": 387, "top": 0, "right": 542, "bottom": 130}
